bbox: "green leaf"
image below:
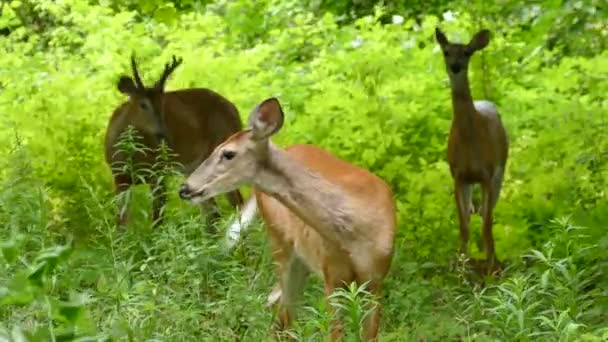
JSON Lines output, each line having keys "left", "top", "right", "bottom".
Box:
{"left": 57, "top": 301, "right": 83, "bottom": 324}
{"left": 27, "top": 262, "right": 47, "bottom": 287}
{"left": 0, "top": 240, "right": 18, "bottom": 264}
{"left": 154, "top": 4, "right": 177, "bottom": 25}
{"left": 0, "top": 286, "right": 34, "bottom": 306}
{"left": 33, "top": 244, "right": 73, "bottom": 276}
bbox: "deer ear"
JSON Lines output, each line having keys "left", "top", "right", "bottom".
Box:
{"left": 435, "top": 27, "right": 449, "bottom": 47}
{"left": 248, "top": 97, "right": 284, "bottom": 141}
{"left": 117, "top": 76, "right": 137, "bottom": 95}
{"left": 469, "top": 29, "right": 490, "bottom": 51}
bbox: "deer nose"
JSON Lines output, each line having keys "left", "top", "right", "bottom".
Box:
{"left": 450, "top": 64, "right": 462, "bottom": 74}
{"left": 178, "top": 184, "right": 191, "bottom": 199}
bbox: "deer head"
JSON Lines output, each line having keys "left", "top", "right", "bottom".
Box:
{"left": 117, "top": 55, "right": 183, "bottom": 143}
{"left": 179, "top": 97, "right": 284, "bottom": 203}
{"left": 435, "top": 28, "right": 490, "bottom": 76}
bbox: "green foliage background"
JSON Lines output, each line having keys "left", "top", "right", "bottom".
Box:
{"left": 0, "top": 0, "right": 607, "bottom": 340}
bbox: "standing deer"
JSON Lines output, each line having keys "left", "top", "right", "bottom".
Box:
{"left": 435, "top": 28, "right": 509, "bottom": 274}
{"left": 178, "top": 98, "right": 396, "bottom": 341}
{"left": 104, "top": 55, "right": 244, "bottom": 229}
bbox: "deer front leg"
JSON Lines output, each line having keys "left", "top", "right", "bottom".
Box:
{"left": 324, "top": 282, "right": 344, "bottom": 342}
{"left": 273, "top": 253, "right": 309, "bottom": 340}
{"left": 454, "top": 180, "right": 472, "bottom": 256}
{"left": 481, "top": 171, "right": 505, "bottom": 274}
{"left": 481, "top": 181, "right": 501, "bottom": 275}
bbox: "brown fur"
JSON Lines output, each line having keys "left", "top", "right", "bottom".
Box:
{"left": 255, "top": 144, "right": 395, "bottom": 341}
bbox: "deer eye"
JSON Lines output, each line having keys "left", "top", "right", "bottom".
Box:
{"left": 464, "top": 49, "right": 473, "bottom": 57}
{"left": 139, "top": 101, "right": 150, "bottom": 110}
{"left": 443, "top": 50, "right": 449, "bottom": 57}
{"left": 222, "top": 150, "right": 236, "bottom": 161}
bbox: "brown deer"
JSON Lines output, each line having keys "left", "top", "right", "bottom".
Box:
{"left": 104, "top": 55, "right": 244, "bottom": 229}
{"left": 435, "top": 28, "right": 509, "bottom": 274}
{"left": 178, "top": 98, "right": 396, "bottom": 341}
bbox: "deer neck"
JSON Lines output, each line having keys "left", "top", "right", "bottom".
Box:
{"left": 253, "top": 143, "right": 356, "bottom": 243}
{"left": 449, "top": 72, "right": 477, "bottom": 132}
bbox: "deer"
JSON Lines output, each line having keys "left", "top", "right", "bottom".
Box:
{"left": 178, "top": 97, "right": 396, "bottom": 341}
{"left": 435, "top": 28, "right": 509, "bottom": 274}
{"left": 104, "top": 55, "right": 244, "bottom": 230}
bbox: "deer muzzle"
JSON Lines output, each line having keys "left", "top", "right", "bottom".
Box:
{"left": 179, "top": 183, "right": 207, "bottom": 203}
{"left": 450, "top": 63, "right": 462, "bottom": 74}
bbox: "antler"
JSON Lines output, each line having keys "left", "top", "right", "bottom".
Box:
{"left": 155, "top": 55, "right": 183, "bottom": 90}
{"left": 130, "top": 54, "right": 145, "bottom": 89}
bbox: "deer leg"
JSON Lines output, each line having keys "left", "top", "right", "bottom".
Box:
{"left": 481, "top": 179, "right": 501, "bottom": 274}
{"left": 151, "top": 180, "right": 167, "bottom": 228}
{"left": 454, "top": 180, "right": 472, "bottom": 256}
{"left": 113, "top": 174, "right": 132, "bottom": 228}
{"left": 361, "top": 282, "right": 382, "bottom": 342}
{"left": 273, "top": 252, "right": 309, "bottom": 339}
{"left": 198, "top": 198, "right": 220, "bottom": 235}
{"left": 323, "top": 268, "right": 356, "bottom": 342}
{"left": 490, "top": 169, "right": 505, "bottom": 214}
{"left": 324, "top": 281, "right": 345, "bottom": 342}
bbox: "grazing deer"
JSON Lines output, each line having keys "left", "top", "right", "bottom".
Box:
{"left": 435, "top": 28, "right": 509, "bottom": 274}
{"left": 178, "top": 98, "right": 396, "bottom": 341}
{"left": 104, "top": 55, "right": 244, "bottom": 229}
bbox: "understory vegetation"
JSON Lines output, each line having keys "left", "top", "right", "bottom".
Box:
{"left": 0, "top": 0, "right": 607, "bottom": 340}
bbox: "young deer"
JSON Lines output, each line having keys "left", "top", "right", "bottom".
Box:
{"left": 104, "top": 55, "right": 244, "bottom": 229}
{"left": 435, "top": 28, "right": 509, "bottom": 274}
{"left": 178, "top": 98, "right": 396, "bottom": 341}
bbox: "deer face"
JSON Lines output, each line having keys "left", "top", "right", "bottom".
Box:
{"left": 117, "top": 55, "right": 183, "bottom": 143}
{"left": 435, "top": 28, "right": 490, "bottom": 76}
{"left": 179, "top": 98, "right": 284, "bottom": 203}
{"left": 118, "top": 79, "right": 166, "bottom": 141}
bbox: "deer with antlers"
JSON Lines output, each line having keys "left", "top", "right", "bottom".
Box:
{"left": 104, "top": 55, "right": 244, "bottom": 229}
{"left": 435, "top": 28, "right": 509, "bottom": 274}
{"left": 178, "top": 98, "right": 396, "bottom": 341}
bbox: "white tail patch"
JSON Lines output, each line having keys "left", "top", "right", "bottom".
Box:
{"left": 225, "top": 195, "right": 258, "bottom": 249}
{"left": 266, "top": 284, "right": 282, "bottom": 307}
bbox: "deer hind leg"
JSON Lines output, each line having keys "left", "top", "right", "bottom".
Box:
{"left": 361, "top": 282, "right": 382, "bottom": 342}
{"left": 273, "top": 253, "right": 309, "bottom": 339}
{"left": 455, "top": 181, "right": 473, "bottom": 256}
{"left": 323, "top": 268, "right": 356, "bottom": 342}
